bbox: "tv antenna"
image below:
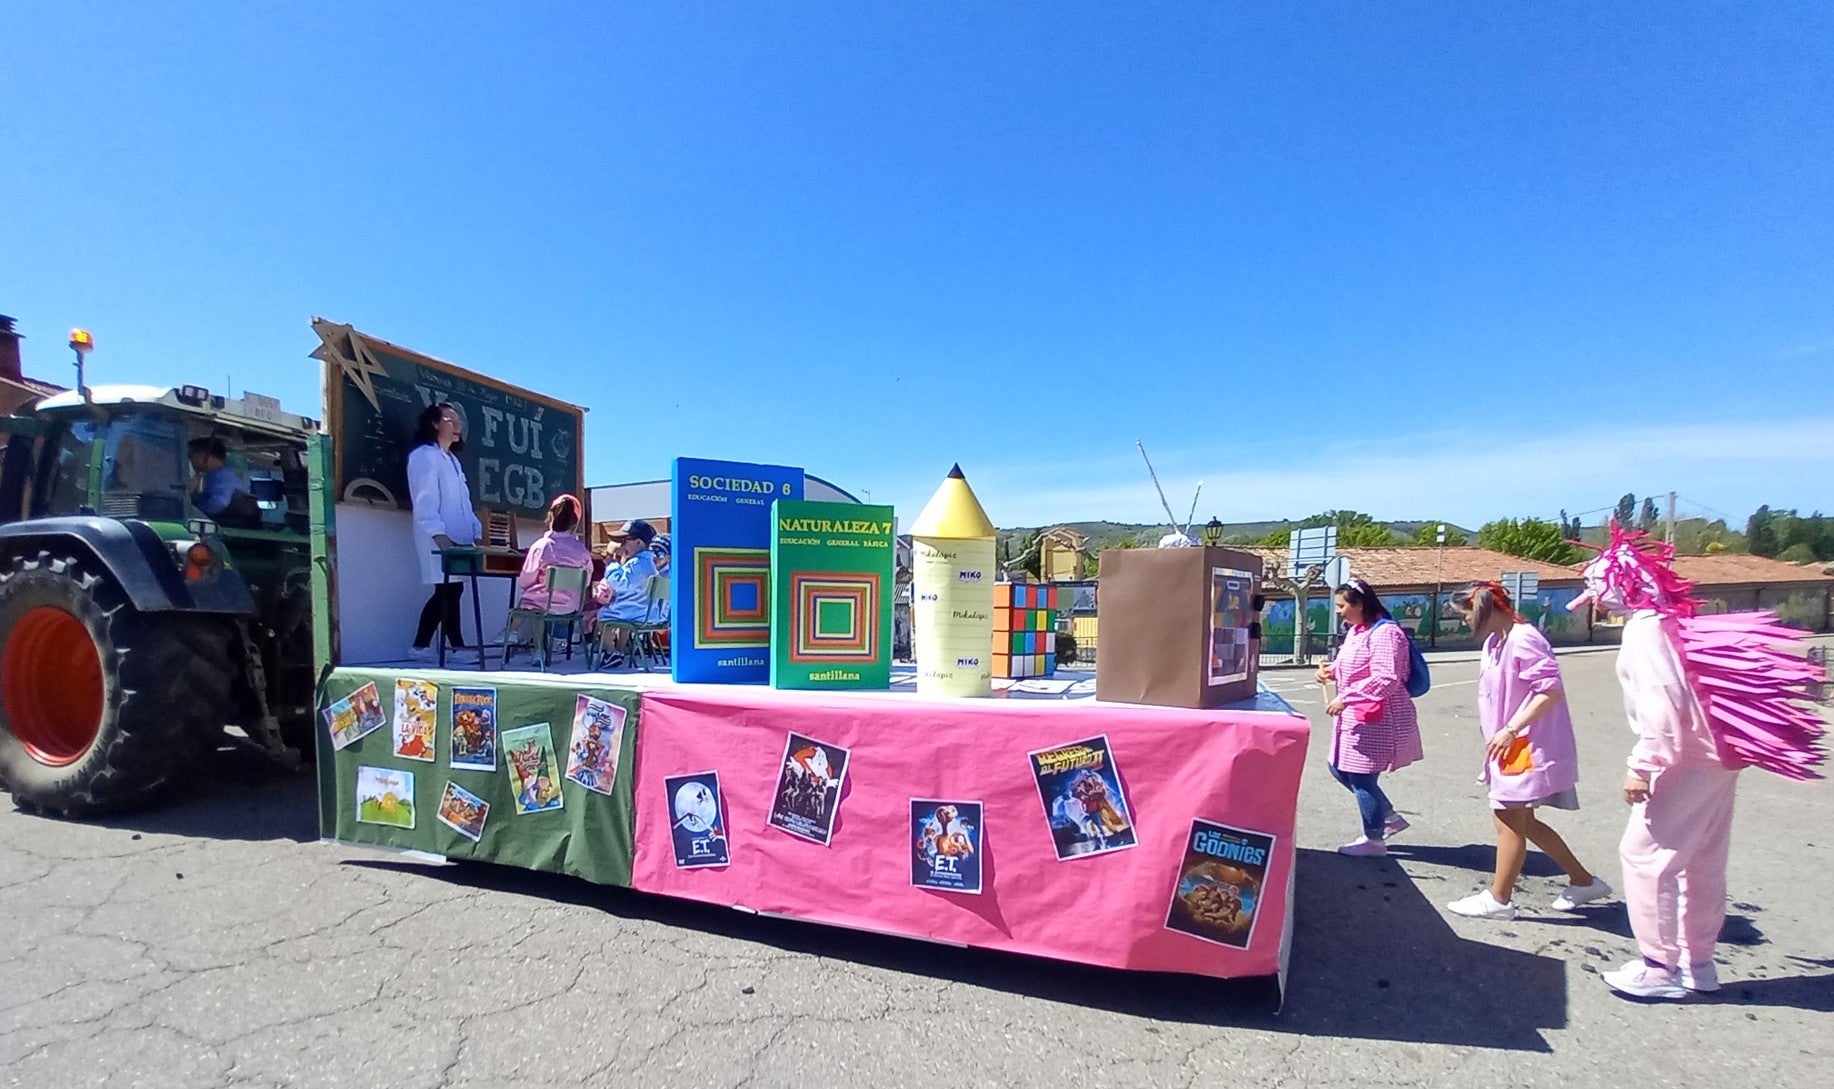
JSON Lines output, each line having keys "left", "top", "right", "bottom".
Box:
{"left": 1136, "top": 440, "right": 1203, "bottom": 541}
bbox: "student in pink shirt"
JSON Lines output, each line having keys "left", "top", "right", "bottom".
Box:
{"left": 1315, "top": 579, "right": 1424, "bottom": 856}
{"left": 508, "top": 494, "right": 593, "bottom": 642}
{"left": 1445, "top": 582, "right": 1611, "bottom": 920}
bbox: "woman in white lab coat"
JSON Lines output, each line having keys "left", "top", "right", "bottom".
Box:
{"left": 406, "top": 403, "right": 483, "bottom": 660}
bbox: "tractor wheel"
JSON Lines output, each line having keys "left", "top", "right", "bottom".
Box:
{"left": 0, "top": 551, "right": 237, "bottom": 817}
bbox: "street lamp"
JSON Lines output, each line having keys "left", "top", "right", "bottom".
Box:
{"left": 1432, "top": 523, "right": 1447, "bottom": 649}
{"left": 1201, "top": 516, "right": 1224, "bottom": 547}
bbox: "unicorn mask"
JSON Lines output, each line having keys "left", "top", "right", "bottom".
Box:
{"left": 1571, "top": 521, "right": 1826, "bottom": 779}
{"left": 1567, "top": 522, "right": 1696, "bottom": 620}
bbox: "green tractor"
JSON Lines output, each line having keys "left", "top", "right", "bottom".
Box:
{"left": 0, "top": 380, "right": 333, "bottom": 816}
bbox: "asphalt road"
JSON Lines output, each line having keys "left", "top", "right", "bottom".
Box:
{"left": 3, "top": 641, "right": 1830, "bottom": 1089}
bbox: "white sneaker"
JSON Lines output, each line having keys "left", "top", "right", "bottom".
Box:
{"left": 1446, "top": 890, "right": 1517, "bottom": 919}
{"left": 1602, "top": 959, "right": 1688, "bottom": 1000}
{"left": 405, "top": 644, "right": 437, "bottom": 663}
{"left": 1680, "top": 960, "right": 1721, "bottom": 993}
{"left": 1336, "top": 837, "right": 1387, "bottom": 857}
{"left": 1550, "top": 877, "right": 1613, "bottom": 911}
{"left": 1384, "top": 813, "right": 1410, "bottom": 839}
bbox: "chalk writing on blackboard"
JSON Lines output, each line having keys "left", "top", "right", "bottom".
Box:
{"left": 312, "top": 319, "right": 584, "bottom": 515}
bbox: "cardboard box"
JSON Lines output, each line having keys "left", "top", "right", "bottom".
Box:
{"left": 1094, "top": 546, "right": 1262, "bottom": 708}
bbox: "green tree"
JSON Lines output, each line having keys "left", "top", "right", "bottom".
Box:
{"left": 1412, "top": 522, "right": 1468, "bottom": 547}
{"left": 1746, "top": 505, "right": 1778, "bottom": 557}
{"left": 1477, "top": 517, "right": 1584, "bottom": 565}
{"left": 1615, "top": 493, "right": 1637, "bottom": 528}
{"left": 1776, "top": 511, "right": 1833, "bottom": 561}
{"left": 1287, "top": 510, "right": 1393, "bottom": 546}
{"left": 1638, "top": 497, "right": 1659, "bottom": 532}
{"left": 1259, "top": 526, "right": 1293, "bottom": 547}
{"left": 1778, "top": 542, "right": 1817, "bottom": 564}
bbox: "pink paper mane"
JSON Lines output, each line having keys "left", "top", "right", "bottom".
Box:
{"left": 1582, "top": 522, "right": 1828, "bottom": 781}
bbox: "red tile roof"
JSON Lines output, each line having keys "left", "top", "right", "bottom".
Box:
{"left": 1671, "top": 553, "right": 1834, "bottom": 586}
{"left": 1233, "top": 545, "right": 1833, "bottom": 591}
{"left": 1240, "top": 546, "right": 1583, "bottom": 589}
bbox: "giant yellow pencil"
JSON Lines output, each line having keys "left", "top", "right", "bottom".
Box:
{"left": 910, "top": 464, "right": 998, "bottom": 698}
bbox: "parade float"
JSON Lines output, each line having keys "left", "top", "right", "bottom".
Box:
{"left": 0, "top": 320, "right": 1307, "bottom": 995}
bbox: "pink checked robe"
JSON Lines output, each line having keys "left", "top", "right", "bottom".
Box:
{"left": 516, "top": 531, "right": 593, "bottom": 613}
{"left": 1477, "top": 624, "right": 1580, "bottom": 804}
{"left": 1328, "top": 621, "right": 1424, "bottom": 775}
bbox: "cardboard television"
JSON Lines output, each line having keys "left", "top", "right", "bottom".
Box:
{"left": 1094, "top": 546, "right": 1264, "bottom": 709}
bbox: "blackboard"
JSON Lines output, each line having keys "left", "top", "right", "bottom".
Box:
{"left": 314, "top": 320, "right": 584, "bottom": 517}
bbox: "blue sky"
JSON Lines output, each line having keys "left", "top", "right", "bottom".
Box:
{"left": 3, "top": 3, "right": 1830, "bottom": 531}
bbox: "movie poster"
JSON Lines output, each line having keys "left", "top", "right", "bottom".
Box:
{"left": 392, "top": 678, "right": 438, "bottom": 761}
{"left": 665, "top": 771, "right": 730, "bottom": 868}
{"left": 1163, "top": 819, "right": 1275, "bottom": 949}
{"left": 1027, "top": 735, "right": 1137, "bottom": 860}
{"left": 354, "top": 765, "right": 415, "bottom": 828}
{"left": 910, "top": 799, "right": 983, "bottom": 894}
{"left": 503, "top": 722, "right": 564, "bottom": 815}
{"left": 767, "top": 732, "right": 851, "bottom": 845}
{"left": 564, "top": 695, "right": 625, "bottom": 796}
{"left": 435, "top": 780, "right": 490, "bottom": 842}
{"left": 1208, "top": 567, "right": 1254, "bottom": 686}
{"left": 449, "top": 686, "right": 498, "bottom": 771}
{"left": 324, "top": 681, "right": 387, "bottom": 751}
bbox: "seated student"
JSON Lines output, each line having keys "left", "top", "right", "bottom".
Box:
{"left": 593, "top": 519, "right": 661, "bottom": 668}
{"left": 188, "top": 437, "right": 260, "bottom": 527}
{"left": 504, "top": 494, "right": 593, "bottom": 646}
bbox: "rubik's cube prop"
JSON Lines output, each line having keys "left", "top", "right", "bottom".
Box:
{"left": 992, "top": 583, "right": 1058, "bottom": 679}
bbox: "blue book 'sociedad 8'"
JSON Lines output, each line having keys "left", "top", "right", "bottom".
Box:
{"left": 670, "top": 457, "right": 805, "bottom": 683}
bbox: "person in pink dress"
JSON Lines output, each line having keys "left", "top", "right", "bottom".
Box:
{"left": 1445, "top": 581, "right": 1611, "bottom": 920}
{"left": 1315, "top": 578, "right": 1424, "bottom": 856}
{"left": 506, "top": 494, "right": 593, "bottom": 643}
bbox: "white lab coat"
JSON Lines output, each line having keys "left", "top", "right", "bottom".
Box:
{"left": 407, "top": 444, "right": 483, "bottom": 585}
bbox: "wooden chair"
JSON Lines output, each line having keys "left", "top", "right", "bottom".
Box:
{"left": 504, "top": 563, "right": 591, "bottom": 671}
{"left": 597, "top": 574, "right": 670, "bottom": 670}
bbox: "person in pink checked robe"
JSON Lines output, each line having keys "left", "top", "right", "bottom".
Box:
{"left": 1314, "top": 578, "right": 1424, "bottom": 857}
{"left": 506, "top": 494, "right": 593, "bottom": 643}
{"left": 1443, "top": 582, "right": 1610, "bottom": 921}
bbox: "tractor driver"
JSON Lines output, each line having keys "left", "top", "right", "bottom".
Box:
{"left": 187, "top": 437, "right": 258, "bottom": 526}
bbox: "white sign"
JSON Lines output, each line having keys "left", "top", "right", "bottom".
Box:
{"left": 1287, "top": 526, "right": 1338, "bottom": 579}
{"left": 1501, "top": 571, "right": 1540, "bottom": 603}
{"left": 1324, "top": 555, "right": 1351, "bottom": 590}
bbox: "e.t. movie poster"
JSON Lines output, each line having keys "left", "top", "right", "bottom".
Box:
{"left": 1163, "top": 818, "right": 1275, "bottom": 949}
{"left": 911, "top": 799, "right": 983, "bottom": 894}
{"left": 767, "top": 732, "right": 851, "bottom": 845}
{"left": 665, "top": 771, "right": 730, "bottom": 868}
{"left": 1027, "top": 735, "right": 1136, "bottom": 860}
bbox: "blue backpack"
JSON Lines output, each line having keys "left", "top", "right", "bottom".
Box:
{"left": 1374, "top": 618, "right": 1431, "bottom": 698}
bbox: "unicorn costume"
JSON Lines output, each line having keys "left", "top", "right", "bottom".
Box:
{"left": 1570, "top": 524, "right": 1826, "bottom": 999}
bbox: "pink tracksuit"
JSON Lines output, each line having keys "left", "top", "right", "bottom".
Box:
{"left": 1616, "top": 611, "right": 1739, "bottom": 971}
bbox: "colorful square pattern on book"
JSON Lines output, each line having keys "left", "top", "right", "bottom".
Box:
{"left": 695, "top": 547, "right": 771, "bottom": 647}
{"left": 790, "top": 572, "right": 880, "bottom": 661}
